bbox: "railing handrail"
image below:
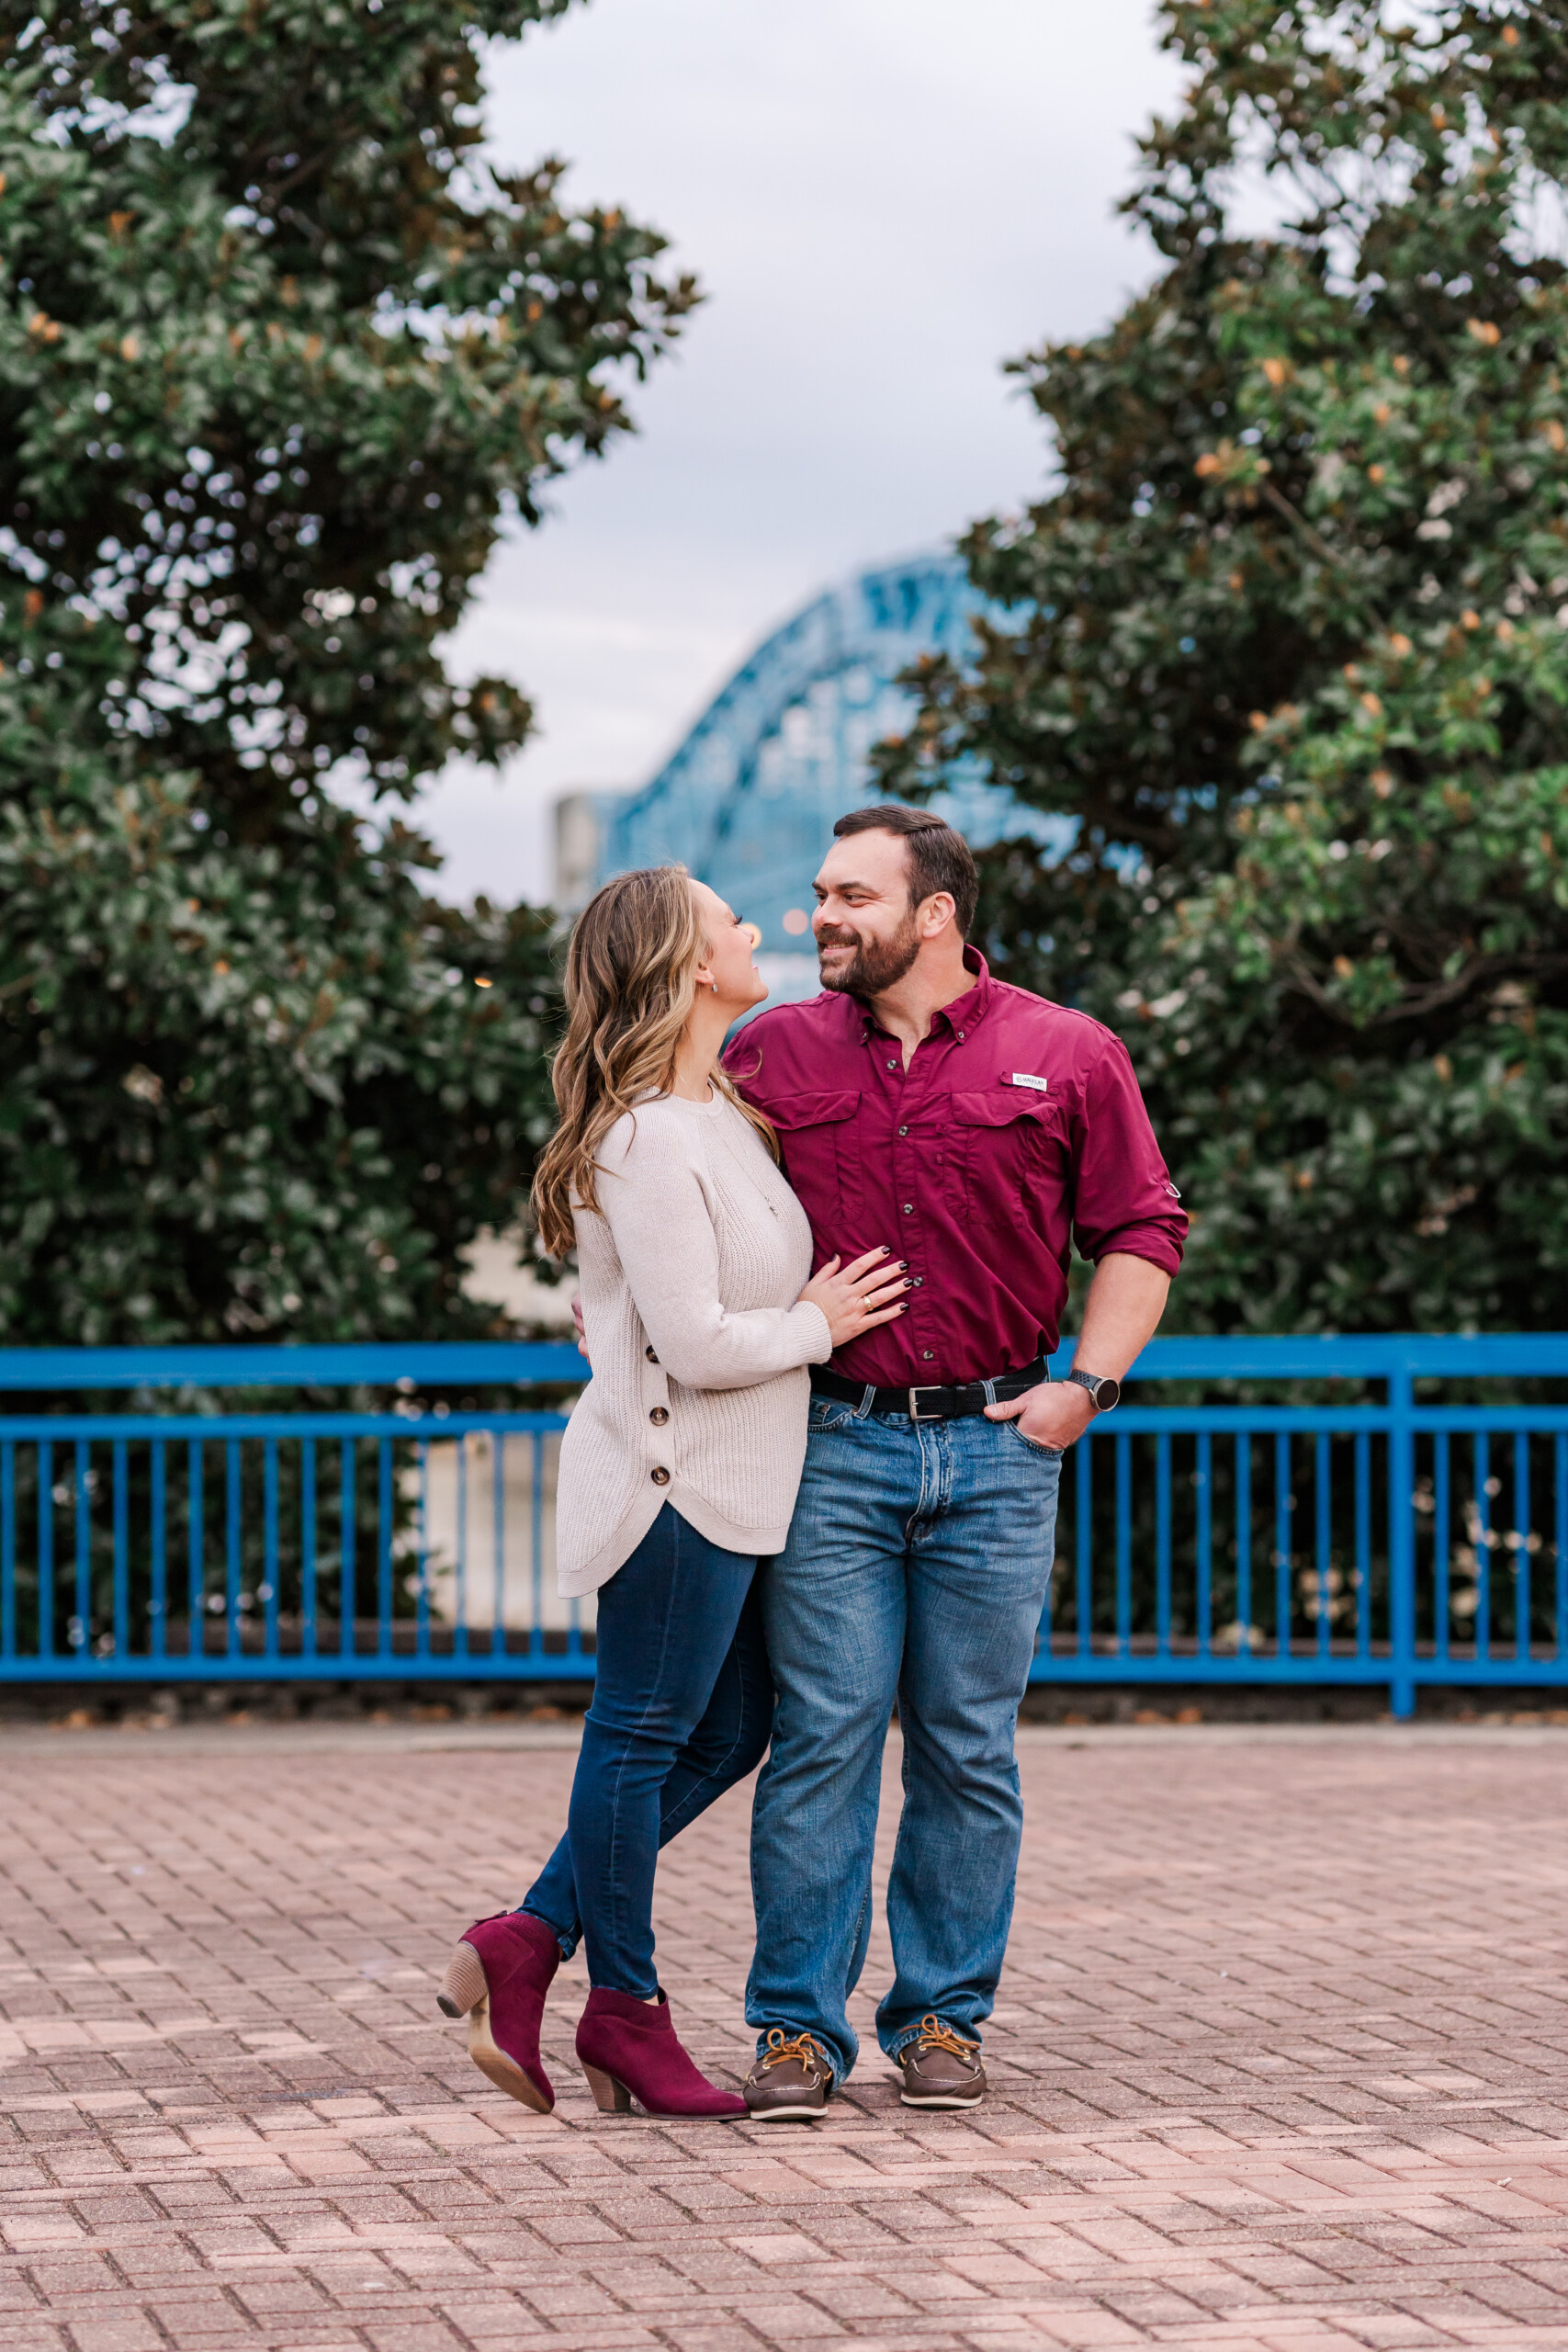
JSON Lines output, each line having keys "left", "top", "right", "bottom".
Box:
{"left": 7, "top": 1405, "right": 1568, "bottom": 1441}
{"left": 0, "top": 1342, "right": 585, "bottom": 1390}
{"left": 0, "top": 1332, "right": 1563, "bottom": 1392}
{"left": 1110, "top": 1334, "right": 1568, "bottom": 1378}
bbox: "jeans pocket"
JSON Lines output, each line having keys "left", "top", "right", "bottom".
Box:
{"left": 808, "top": 1399, "right": 855, "bottom": 1434}
{"left": 1006, "top": 1421, "right": 1064, "bottom": 1460}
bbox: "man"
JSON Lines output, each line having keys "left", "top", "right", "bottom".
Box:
{"left": 726, "top": 805, "right": 1185, "bottom": 2119}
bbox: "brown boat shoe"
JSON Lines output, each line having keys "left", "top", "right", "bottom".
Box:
{"left": 897, "top": 2015, "right": 987, "bottom": 2109}
{"left": 742, "top": 2028, "right": 835, "bottom": 2120}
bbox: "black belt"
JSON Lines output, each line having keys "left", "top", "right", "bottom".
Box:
{"left": 811, "top": 1357, "right": 1048, "bottom": 1423}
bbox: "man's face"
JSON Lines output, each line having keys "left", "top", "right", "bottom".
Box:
{"left": 812, "top": 829, "right": 921, "bottom": 996}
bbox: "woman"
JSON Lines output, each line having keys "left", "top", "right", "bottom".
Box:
{"left": 436, "top": 865, "right": 907, "bottom": 2120}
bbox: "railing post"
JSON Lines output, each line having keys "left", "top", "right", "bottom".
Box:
{"left": 1389, "top": 1367, "right": 1416, "bottom": 1719}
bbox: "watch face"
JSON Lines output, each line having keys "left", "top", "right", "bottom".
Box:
{"left": 1096, "top": 1377, "right": 1122, "bottom": 1411}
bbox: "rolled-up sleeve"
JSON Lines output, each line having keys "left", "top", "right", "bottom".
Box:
{"left": 1069, "top": 1036, "right": 1188, "bottom": 1274}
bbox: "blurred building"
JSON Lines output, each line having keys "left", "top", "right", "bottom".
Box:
{"left": 555, "top": 548, "right": 1066, "bottom": 1007}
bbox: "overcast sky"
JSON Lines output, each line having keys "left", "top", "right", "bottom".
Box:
{"left": 417, "top": 0, "right": 1182, "bottom": 906}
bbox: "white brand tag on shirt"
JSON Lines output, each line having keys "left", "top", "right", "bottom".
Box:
{"left": 1010, "top": 1072, "right": 1050, "bottom": 1094}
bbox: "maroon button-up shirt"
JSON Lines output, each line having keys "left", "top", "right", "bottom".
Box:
{"left": 723, "top": 949, "right": 1186, "bottom": 1388}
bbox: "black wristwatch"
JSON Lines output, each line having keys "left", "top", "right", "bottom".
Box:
{"left": 1066, "top": 1368, "right": 1122, "bottom": 1412}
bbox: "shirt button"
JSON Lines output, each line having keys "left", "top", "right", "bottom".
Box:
{"left": 902, "top": 1202, "right": 914, "bottom": 1214}
{"left": 650, "top": 1466, "right": 671, "bottom": 1486}
{"left": 649, "top": 1407, "right": 669, "bottom": 1425}
{"left": 645, "top": 1344, "right": 659, "bottom": 1363}
{"left": 912, "top": 1275, "right": 924, "bottom": 1286}
{"left": 886, "top": 1058, "right": 897, "bottom": 1069}
{"left": 922, "top": 1350, "right": 935, "bottom": 1361}
{"left": 956, "top": 1029, "right": 964, "bottom": 1040}
{"left": 897, "top": 1125, "right": 908, "bottom": 1137}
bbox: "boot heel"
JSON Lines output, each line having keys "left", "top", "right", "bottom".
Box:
{"left": 437, "top": 1940, "right": 488, "bottom": 2018}
{"left": 581, "top": 2060, "right": 633, "bottom": 2113}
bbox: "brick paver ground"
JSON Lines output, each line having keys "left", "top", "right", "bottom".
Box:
{"left": 5, "top": 1719, "right": 1568, "bottom": 2352}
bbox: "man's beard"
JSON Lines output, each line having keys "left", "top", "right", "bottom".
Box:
{"left": 817, "top": 911, "right": 921, "bottom": 997}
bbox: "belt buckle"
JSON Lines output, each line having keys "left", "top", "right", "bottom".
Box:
{"left": 908, "top": 1385, "right": 943, "bottom": 1421}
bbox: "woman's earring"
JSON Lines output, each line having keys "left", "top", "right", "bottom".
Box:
{"left": 710, "top": 980, "right": 719, "bottom": 993}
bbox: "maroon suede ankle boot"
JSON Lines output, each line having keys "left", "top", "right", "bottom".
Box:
{"left": 437, "top": 1910, "right": 559, "bottom": 2113}
{"left": 576, "top": 1986, "right": 747, "bottom": 2118}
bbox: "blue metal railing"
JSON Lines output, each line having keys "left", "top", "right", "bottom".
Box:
{"left": 0, "top": 1346, "right": 582, "bottom": 1688}
{"left": 1, "top": 1336, "right": 1566, "bottom": 1716}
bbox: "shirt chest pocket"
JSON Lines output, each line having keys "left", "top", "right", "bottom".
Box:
{"left": 952, "top": 1089, "right": 1064, "bottom": 1227}
{"left": 768, "top": 1090, "right": 863, "bottom": 1231}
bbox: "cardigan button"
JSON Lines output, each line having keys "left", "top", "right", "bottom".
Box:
{"left": 650, "top": 1465, "right": 671, "bottom": 1486}
{"left": 649, "top": 1406, "right": 669, "bottom": 1426}
{"left": 645, "top": 1344, "right": 659, "bottom": 1363}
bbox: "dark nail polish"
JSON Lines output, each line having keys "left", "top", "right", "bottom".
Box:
{"left": 898, "top": 1261, "right": 908, "bottom": 1270}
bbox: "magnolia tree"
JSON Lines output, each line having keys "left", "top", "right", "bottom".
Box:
{"left": 881, "top": 0, "right": 1568, "bottom": 1333}
{"left": 0, "top": 0, "right": 695, "bottom": 1342}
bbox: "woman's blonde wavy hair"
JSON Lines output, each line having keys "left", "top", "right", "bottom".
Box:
{"left": 531, "top": 864, "right": 777, "bottom": 1261}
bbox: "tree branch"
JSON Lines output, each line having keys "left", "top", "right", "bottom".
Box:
{"left": 1258, "top": 480, "right": 1342, "bottom": 571}
{"left": 1281, "top": 950, "right": 1568, "bottom": 1028}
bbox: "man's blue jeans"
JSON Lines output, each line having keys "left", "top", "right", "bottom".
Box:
{"left": 522, "top": 1505, "right": 771, "bottom": 1996}
{"left": 746, "top": 1396, "right": 1061, "bottom": 2081}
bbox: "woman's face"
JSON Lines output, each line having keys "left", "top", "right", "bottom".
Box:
{"left": 691, "top": 881, "right": 767, "bottom": 1014}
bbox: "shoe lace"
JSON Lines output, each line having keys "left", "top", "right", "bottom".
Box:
{"left": 761, "top": 2028, "right": 827, "bottom": 2075}
{"left": 914, "top": 2014, "right": 980, "bottom": 2060}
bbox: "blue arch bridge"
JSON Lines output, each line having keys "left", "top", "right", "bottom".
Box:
{"left": 553, "top": 548, "right": 1065, "bottom": 1004}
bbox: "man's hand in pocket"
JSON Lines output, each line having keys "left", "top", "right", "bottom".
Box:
{"left": 983, "top": 1381, "right": 1091, "bottom": 1451}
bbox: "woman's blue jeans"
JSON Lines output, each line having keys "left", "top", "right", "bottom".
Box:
{"left": 520, "top": 1504, "right": 771, "bottom": 1996}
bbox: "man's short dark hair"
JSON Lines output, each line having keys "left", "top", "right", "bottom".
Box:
{"left": 832, "top": 804, "right": 979, "bottom": 939}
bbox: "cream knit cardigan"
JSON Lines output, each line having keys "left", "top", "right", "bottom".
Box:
{"left": 557, "top": 1090, "right": 832, "bottom": 1596}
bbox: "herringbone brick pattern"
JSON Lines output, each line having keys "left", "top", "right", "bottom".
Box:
{"left": 4, "top": 1721, "right": 1568, "bottom": 2352}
